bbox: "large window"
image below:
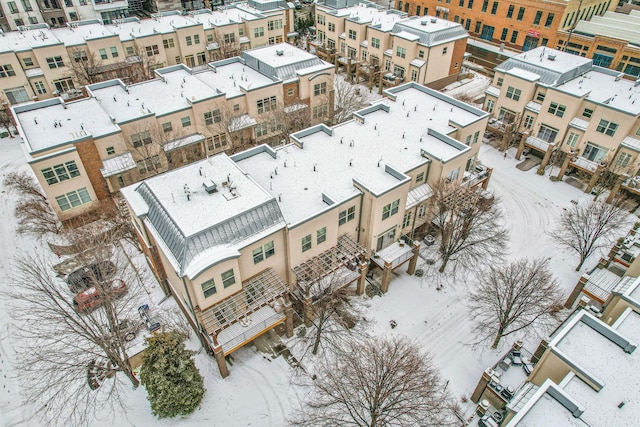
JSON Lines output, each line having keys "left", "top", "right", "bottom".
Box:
{"left": 137, "top": 155, "right": 161, "bottom": 174}
{"left": 42, "top": 161, "right": 80, "bottom": 185}
{"left": 252, "top": 241, "right": 275, "bottom": 264}
{"left": 491, "top": 1, "right": 498, "bottom": 14}
{"left": 348, "top": 29, "right": 357, "bottom": 40}
{"left": 565, "top": 132, "right": 579, "bottom": 148}
{"left": 371, "top": 37, "right": 380, "bottom": 49}
{"left": 201, "top": 279, "right": 217, "bottom": 298}
{"left": 537, "top": 124, "right": 558, "bottom": 143}
{"left": 533, "top": 10, "right": 542, "bottom": 25}
{"left": 254, "top": 27, "right": 265, "bottom": 37}
{"left": 46, "top": 56, "right": 64, "bottom": 69}
{"left": 314, "top": 82, "right": 326, "bottom": 96}
{"left": 317, "top": 227, "right": 327, "bottom": 244}
{"left": 545, "top": 12, "right": 555, "bottom": 28}
{"left": 0, "top": 65, "right": 15, "bottom": 78}
{"left": 617, "top": 152, "right": 632, "bottom": 168}
{"left": 339, "top": 205, "right": 355, "bottom": 225}
{"left": 548, "top": 102, "right": 566, "bottom": 117}
{"left": 596, "top": 119, "right": 618, "bottom": 137}
{"left": 516, "top": 7, "right": 525, "bottom": 21}
{"left": 257, "top": 96, "right": 276, "bottom": 114}
{"left": 55, "top": 188, "right": 91, "bottom": 211}
{"left": 505, "top": 86, "right": 521, "bottom": 101}
{"left": 507, "top": 4, "right": 514, "bottom": 18}
{"left": 204, "top": 109, "right": 221, "bottom": 125}
{"left": 302, "top": 234, "right": 312, "bottom": 252}
{"left": 163, "top": 38, "right": 174, "bottom": 48}
{"left": 145, "top": 45, "right": 159, "bottom": 56}
{"left": 523, "top": 114, "right": 534, "bottom": 129}
{"left": 131, "top": 130, "right": 152, "bottom": 147}
{"left": 382, "top": 199, "right": 400, "bottom": 220}
{"left": 221, "top": 269, "right": 235, "bottom": 288}
{"left": 312, "top": 104, "right": 329, "bottom": 119}
{"left": 396, "top": 46, "right": 406, "bottom": 58}
{"left": 583, "top": 142, "right": 607, "bottom": 162}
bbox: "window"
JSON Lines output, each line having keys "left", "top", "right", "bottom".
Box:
{"left": 22, "top": 57, "right": 33, "bottom": 67}
{"left": 467, "top": 0, "right": 473, "bottom": 9}
{"left": 0, "top": 65, "right": 15, "bottom": 78}
{"left": 505, "top": 86, "right": 521, "bottom": 101}
{"left": 328, "top": 22, "right": 335, "bottom": 32}
{"left": 136, "top": 156, "right": 161, "bottom": 174}
{"left": 317, "top": 15, "right": 325, "bottom": 25}
{"left": 524, "top": 114, "right": 534, "bottom": 129}
{"left": 491, "top": 1, "right": 498, "bottom": 14}
{"left": 20, "top": 0, "right": 32, "bottom": 11}
{"left": 583, "top": 142, "right": 607, "bottom": 162}
{"left": 545, "top": 12, "right": 555, "bottom": 28}
{"left": 7, "top": 1, "right": 17, "bottom": 13}
{"left": 442, "top": 46, "right": 448, "bottom": 55}
{"left": 255, "top": 123, "right": 268, "bottom": 138}
{"left": 516, "top": 7, "right": 525, "bottom": 21}
{"left": 254, "top": 27, "right": 264, "bottom": 37}
{"left": 396, "top": 46, "right": 406, "bottom": 58}
{"left": 314, "top": 82, "right": 326, "bottom": 96}
{"left": 565, "top": 132, "right": 579, "bottom": 148}
{"left": 106, "top": 146, "right": 115, "bottom": 155}
{"left": 393, "top": 64, "right": 405, "bottom": 79}
{"left": 99, "top": 48, "right": 108, "bottom": 60}
{"left": 253, "top": 241, "right": 275, "bottom": 263}
{"left": 533, "top": 10, "right": 542, "bottom": 25}
{"left": 596, "top": 119, "right": 618, "bottom": 137}
{"left": 582, "top": 108, "right": 593, "bottom": 118}
{"left": 194, "top": 34, "right": 200, "bottom": 44}
{"left": 348, "top": 29, "right": 357, "bottom": 40}
{"left": 475, "top": 21, "right": 481, "bottom": 33}
{"left": 34, "top": 81, "right": 46, "bottom": 94}
{"left": 126, "top": 46, "right": 134, "bottom": 56}
{"left": 537, "top": 124, "right": 558, "bottom": 143}
{"left": 163, "top": 38, "right": 174, "bottom": 48}
{"left": 617, "top": 152, "right": 632, "bottom": 168}
{"left": 145, "top": 45, "right": 159, "bottom": 56}
{"left": 482, "top": 0, "right": 488, "bottom": 13}
{"left": 510, "top": 30, "right": 519, "bottom": 44}
{"left": 131, "top": 130, "right": 152, "bottom": 147}
{"left": 486, "top": 98, "right": 495, "bottom": 113}
{"left": 257, "top": 96, "right": 276, "bottom": 114}
{"left": 411, "top": 69, "right": 418, "bottom": 82}
{"left": 186, "top": 36, "right": 192, "bottom": 46}
{"left": 46, "top": 56, "right": 64, "bottom": 69}
{"left": 201, "top": 279, "right": 216, "bottom": 298}
{"left": 312, "top": 104, "right": 328, "bottom": 119}
{"left": 500, "top": 28, "right": 508, "bottom": 41}
{"left": 496, "top": 77, "right": 503, "bottom": 86}
{"left": 416, "top": 172, "right": 425, "bottom": 183}
{"left": 507, "top": 4, "right": 514, "bottom": 18}
{"left": 233, "top": 104, "right": 240, "bottom": 112}
{"left": 339, "top": 205, "right": 356, "bottom": 225}
{"left": 371, "top": 37, "right": 380, "bottom": 49}
{"left": 317, "top": 227, "right": 327, "bottom": 244}
{"left": 465, "top": 135, "right": 472, "bottom": 145}
{"left": 548, "top": 102, "right": 566, "bottom": 117}
{"left": 302, "top": 234, "right": 312, "bottom": 252}
{"left": 204, "top": 109, "right": 221, "bottom": 125}
{"left": 55, "top": 188, "right": 91, "bottom": 211}
{"left": 42, "top": 161, "right": 81, "bottom": 185}
{"left": 221, "top": 269, "right": 235, "bottom": 288}
{"left": 110, "top": 47, "right": 118, "bottom": 58}
{"left": 14, "top": 18, "right": 24, "bottom": 26}
{"left": 418, "top": 50, "right": 425, "bottom": 59}
{"left": 536, "top": 92, "right": 545, "bottom": 102}
{"left": 416, "top": 6, "right": 421, "bottom": 15}
{"left": 473, "top": 131, "right": 480, "bottom": 144}
{"left": 382, "top": 199, "right": 400, "bottom": 220}
{"left": 206, "top": 134, "right": 227, "bottom": 151}
{"left": 162, "top": 122, "right": 172, "bottom": 132}
{"left": 223, "top": 33, "right": 236, "bottom": 44}
{"left": 402, "top": 212, "right": 411, "bottom": 228}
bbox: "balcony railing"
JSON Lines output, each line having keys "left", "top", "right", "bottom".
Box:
{"left": 569, "top": 156, "right": 599, "bottom": 173}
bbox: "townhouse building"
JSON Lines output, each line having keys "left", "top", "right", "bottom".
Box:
{"left": 483, "top": 46, "right": 640, "bottom": 197}
{"left": 119, "top": 81, "right": 491, "bottom": 376}
{"left": 0, "top": 1, "right": 294, "bottom": 104}
{"left": 12, "top": 42, "right": 334, "bottom": 221}
{"left": 394, "top": 0, "right": 615, "bottom": 52}
{"left": 313, "top": 0, "right": 468, "bottom": 89}
{"left": 556, "top": 10, "right": 640, "bottom": 78}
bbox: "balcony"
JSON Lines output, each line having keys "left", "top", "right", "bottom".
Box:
{"left": 462, "top": 165, "right": 490, "bottom": 188}
{"left": 525, "top": 135, "right": 554, "bottom": 154}
{"left": 371, "top": 235, "right": 414, "bottom": 270}
{"left": 569, "top": 156, "right": 599, "bottom": 173}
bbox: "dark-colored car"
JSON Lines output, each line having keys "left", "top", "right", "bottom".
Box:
{"left": 73, "top": 279, "right": 127, "bottom": 313}
{"left": 66, "top": 261, "right": 116, "bottom": 293}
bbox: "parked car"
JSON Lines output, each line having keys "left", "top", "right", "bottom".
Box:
{"left": 66, "top": 260, "right": 116, "bottom": 293}
{"left": 74, "top": 279, "right": 127, "bottom": 313}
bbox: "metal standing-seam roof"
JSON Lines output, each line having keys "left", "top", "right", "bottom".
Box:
{"left": 135, "top": 182, "right": 285, "bottom": 275}
{"left": 390, "top": 18, "right": 468, "bottom": 47}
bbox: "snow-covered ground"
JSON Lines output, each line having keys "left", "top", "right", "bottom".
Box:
{"left": 0, "top": 98, "right": 632, "bottom": 426}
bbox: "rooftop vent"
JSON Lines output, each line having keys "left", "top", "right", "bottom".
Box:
{"left": 202, "top": 180, "right": 217, "bottom": 194}
{"left": 420, "top": 20, "right": 427, "bottom": 26}
{"left": 635, "top": 79, "right": 640, "bottom": 87}
{"left": 276, "top": 49, "right": 284, "bottom": 56}
{"left": 615, "top": 74, "right": 623, "bottom": 81}
{"left": 430, "top": 17, "right": 437, "bottom": 23}
{"left": 547, "top": 54, "right": 556, "bottom": 61}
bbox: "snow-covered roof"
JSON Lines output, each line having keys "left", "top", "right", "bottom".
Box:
{"left": 496, "top": 47, "right": 592, "bottom": 86}
{"left": 201, "top": 58, "right": 275, "bottom": 97}
{"left": 390, "top": 16, "right": 467, "bottom": 47}
{"left": 524, "top": 101, "right": 541, "bottom": 114}
{"left": 565, "top": 10, "right": 640, "bottom": 47}
{"left": 0, "top": 25, "right": 61, "bottom": 53}
{"left": 485, "top": 85, "right": 500, "bottom": 98}
{"left": 318, "top": 2, "right": 405, "bottom": 32}
{"left": 406, "top": 182, "right": 433, "bottom": 209}
{"left": 14, "top": 97, "right": 119, "bottom": 155}
{"left": 506, "top": 67, "right": 540, "bottom": 82}
{"left": 507, "top": 310, "right": 640, "bottom": 426}
{"left": 163, "top": 133, "right": 205, "bottom": 152}
{"left": 228, "top": 114, "right": 257, "bottom": 132}
{"left": 234, "top": 83, "right": 486, "bottom": 224}
{"left": 101, "top": 152, "right": 136, "bottom": 177}
{"left": 241, "top": 43, "right": 332, "bottom": 81}
{"left": 123, "top": 154, "right": 286, "bottom": 275}
{"left": 622, "top": 136, "right": 640, "bottom": 153}
{"left": 569, "top": 117, "right": 589, "bottom": 131}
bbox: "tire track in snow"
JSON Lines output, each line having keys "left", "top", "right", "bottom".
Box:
{"left": 235, "top": 356, "right": 287, "bottom": 425}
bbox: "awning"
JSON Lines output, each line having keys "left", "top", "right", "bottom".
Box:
{"left": 163, "top": 133, "right": 205, "bottom": 152}
{"left": 206, "top": 42, "right": 220, "bottom": 51}
{"left": 229, "top": 114, "right": 257, "bottom": 132}
{"left": 101, "top": 152, "right": 136, "bottom": 177}
{"left": 287, "top": 31, "right": 299, "bottom": 38}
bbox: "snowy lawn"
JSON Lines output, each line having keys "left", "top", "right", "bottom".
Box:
{"left": 0, "top": 131, "right": 632, "bottom": 425}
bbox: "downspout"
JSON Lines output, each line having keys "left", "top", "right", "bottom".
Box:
{"left": 181, "top": 275, "right": 209, "bottom": 350}
{"left": 356, "top": 191, "right": 364, "bottom": 244}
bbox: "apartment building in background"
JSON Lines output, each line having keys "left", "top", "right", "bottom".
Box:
{"left": 313, "top": 0, "right": 468, "bottom": 89}
{"left": 395, "top": 0, "right": 615, "bottom": 52}
{"left": 483, "top": 46, "right": 640, "bottom": 199}
{"left": 120, "top": 81, "right": 491, "bottom": 376}
{"left": 556, "top": 10, "right": 640, "bottom": 78}
{"left": 0, "top": 1, "right": 294, "bottom": 104}
{"left": 12, "top": 42, "right": 334, "bottom": 221}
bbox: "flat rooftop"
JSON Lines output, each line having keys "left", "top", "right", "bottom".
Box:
{"left": 204, "top": 58, "right": 275, "bottom": 97}
{"left": 235, "top": 83, "right": 485, "bottom": 225}
{"left": 244, "top": 42, "right": 322, "bottom": 69}
{"left": 0, "top": 26, "right": 61, "bottom": 53}
{"left": 15, "top": 98, "right": 118, "bottom": 154}
{"left": 570, "top": 10, "right": 640, "bottom": 46}
{"left": 329, "top": 3, "right": 405, "bottom": 32}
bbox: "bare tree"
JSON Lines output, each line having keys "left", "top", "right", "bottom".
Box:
{"left": 290, "top": 336, "right": 457, "bottom": 427}
{"left": 3, "top": 171, "right": 62, "bottom": 236}
{"left": 580, "top": 157, "right": 640, "bottom": 202}
{"left": 209, "top": 29, "right": 242, "bottom": 61}
{"left": 428, "top": 180, "right": 508, "bottom": 273}
{"left": 125, "top": 41, "right": 162, "bottom": 84}
{"left": 0, "top": 94, "right": 15, "bottom": 135}
{"left": 548, "top": 198, "right": 630, "bottom": 271}
{"left": 293, "top": 271, "right": 363, "bottom": 357}
{"left": 5, "top": 238, "right": 146, "bottom": 426}
{"left": 332, "top": 76, "right": 372, "bottom": 125}
{"left": 264, "top": 101, "right": 313, "bottom": 146}
{"left": 67, "top": 47, "right": 103, "bottom": 86}
{"left": 201, "top": 101, "right": 252, "bottom": 155}
{"left": 468, "top": 258, "right": 564, "bottom": 349}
